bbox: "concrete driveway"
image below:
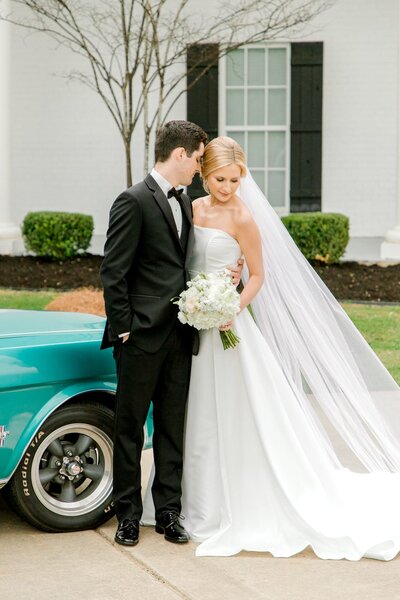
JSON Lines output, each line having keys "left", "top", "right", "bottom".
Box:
{"left": 1, "top": 450, "right": 400, "bottom": 600}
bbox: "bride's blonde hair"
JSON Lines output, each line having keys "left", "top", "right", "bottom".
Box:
{"left": 201, "top": 136, "right": 247, "bottom": 192}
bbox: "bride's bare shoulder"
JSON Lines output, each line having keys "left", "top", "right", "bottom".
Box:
{"left": 192, "top": 196, "right": 209, "bottom": 216}
{"left": 234, "top": 201, "right": 259, "bottom": 236}
{"left": 234, "top": 198, "right": 253, "bottom": 224}
{"left": 192, "top": 196, "right": 208, "bottom": 208}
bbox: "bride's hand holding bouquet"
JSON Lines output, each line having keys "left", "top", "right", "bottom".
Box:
{"left": 173, "top": 269, "right": 241, "bottom": 350}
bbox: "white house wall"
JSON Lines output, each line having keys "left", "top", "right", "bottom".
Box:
{"left": 10, "top": 31, "right": 130, "bottom": 254}
{"left": 9, "top": 23, "right": 187, "bottom": 254}
{"left": 312, "top": 0, "right": 398, "bottom": 240}
{"left": 5, "top": 0, "right": 400, "bottom": 257}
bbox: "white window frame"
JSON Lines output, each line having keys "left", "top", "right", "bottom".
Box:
{"left": 219, "top": 43, "right": 291, "bottom": 215}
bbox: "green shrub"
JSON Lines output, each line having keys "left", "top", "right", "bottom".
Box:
{"left": 22, "top": 211, "right": 94, "bottom": 260}
{"left": 281, "top": 212, "right": 349, "bottom": 264}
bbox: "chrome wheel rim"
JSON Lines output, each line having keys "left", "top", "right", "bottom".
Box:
{"left": 31, "top": 423, "right": 113, "bottom": 517}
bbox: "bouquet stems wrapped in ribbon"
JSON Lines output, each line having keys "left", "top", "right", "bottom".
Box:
{"left": 173, "top": 270, "right": 241, "bottom": 350}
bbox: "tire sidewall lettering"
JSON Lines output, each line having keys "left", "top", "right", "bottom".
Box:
{"left": 20, "top": 450, "right": 33, "bottom": 496}
{"left": 11, "top": 405, "right": 115, "bottom": 532}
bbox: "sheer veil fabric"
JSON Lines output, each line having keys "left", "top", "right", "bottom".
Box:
{"left": 238, "top": 172, "right": 400, "bottom": 473}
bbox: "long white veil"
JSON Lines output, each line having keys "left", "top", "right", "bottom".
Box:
{"left": 239, "top": 172, "right": 400, "bottom": 473}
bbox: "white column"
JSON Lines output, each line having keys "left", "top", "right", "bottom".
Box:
{"left": 381, "top": 2, "right": 400, "bottom": 259}
{"left": 0, "top": 2, "right": 20, "bottom": 254}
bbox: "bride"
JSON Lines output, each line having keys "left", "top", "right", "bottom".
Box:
{"left": 146, "top": 136, "right": 400, "bottom": 560}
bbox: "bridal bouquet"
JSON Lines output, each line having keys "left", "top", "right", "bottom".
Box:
{"left": 173, "top": 270, "right": 241, "bottom": 350}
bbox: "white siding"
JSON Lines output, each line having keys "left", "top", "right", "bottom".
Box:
{"left": 4, "top": 0, "right": 399, "bottom": 255}
{"left": 312, "top": 0, "right": 398, "bottom": 238}
{"left": 9, "top": 30, "right": 185, "bottom": 252}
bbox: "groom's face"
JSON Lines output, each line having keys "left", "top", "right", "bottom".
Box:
{"left": 178, "top": 143, "right": 205, "bottom": 187}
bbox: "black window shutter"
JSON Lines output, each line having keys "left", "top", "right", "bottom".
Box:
{"left": 290, "top": 42, "right": 323, "bottom": 212}
{"left": 187, "top": 44, "right": 219, "bottom": 199}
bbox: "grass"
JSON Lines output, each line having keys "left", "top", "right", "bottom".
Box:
{"left": 0, "top": 289, "right": 58, "bottom": 311}
{"left": 342, "top": 302, "right": 400, "bottom": 384}
{"left": 0, "top": 290, "right": 399, "bottom": 383}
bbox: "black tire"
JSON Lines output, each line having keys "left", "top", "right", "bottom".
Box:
{"left": 4, "top": 402, "right": 115, "bottom": 532}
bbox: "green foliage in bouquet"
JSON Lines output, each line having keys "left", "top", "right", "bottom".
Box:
{"left": 22, "top": 211, "right": 94, "bottom": 260}
{"left": 281, "top": 212, "right": 349, "bottom": 264}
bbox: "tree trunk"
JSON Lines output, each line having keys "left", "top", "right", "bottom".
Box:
{"left": 143, "top": 126, "right": 151, "bottom": 178}
{"left": 124, "top": 138, "right": 132, "bottom": 187}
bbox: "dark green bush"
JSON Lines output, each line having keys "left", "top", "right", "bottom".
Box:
{"left": 22, "top": 211, "right": 94, "bottom": 260}
{"left": 281, "top": 212, "right": 349, "bottom": 264}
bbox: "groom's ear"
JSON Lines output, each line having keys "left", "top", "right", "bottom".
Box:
{"left": 171, "top": 146, "right": 186, "bottom": 162}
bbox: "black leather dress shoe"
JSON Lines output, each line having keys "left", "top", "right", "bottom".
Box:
{"left": 115, "top": 519, "right": 140, "bottom": 546}
{"left": 155, "top": 511, "right": 190, "bottom": 544}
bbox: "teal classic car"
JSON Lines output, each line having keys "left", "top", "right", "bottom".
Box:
{"left": 0, "top": 309, "right": 153, "bottom": 532}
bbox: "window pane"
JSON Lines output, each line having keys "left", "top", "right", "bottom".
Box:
{"left": 250, "top": 170, "right": 265, "bottom": 193}
{"left": 226, "top": 49, "right": 245, "bottom": 85}
{"left": 248, "top": 132, "right": 265, "bottom": 168}
{"left": 268, "top": 132, "right": 285, "bottom": 167}
{"left": 248, "top": 49, "right": 265, "bottom": 85}
{"left": 267, "top": 170, "right": 285, "bottom": 207}
{"left": 248, "top": 89, "right": 265, "bottom": 125}
{"left": 268, "top": 48, "right": 287, "bottom": 85}
{"left": 227, "top": 89, "right": 244, "bottom": 125}
{"left": 227, "top": 131, "right": 245, "bottom": 149}
{"left": 268, "top": 88, "right": 286, "bottom": 125}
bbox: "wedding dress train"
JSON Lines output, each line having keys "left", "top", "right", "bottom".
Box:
{"left": 176, "top": 225, "right": 400, "bottom": 560}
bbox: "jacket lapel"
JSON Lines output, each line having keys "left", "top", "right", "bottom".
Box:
{"left": 145, "top": 174, "right": 194, "bottom": 255}
{"left": 153, "top": 186, "right": 183, "bottom": 248}
{"left": 145, "top": 174, "right": 182, "bottom": 250}
{"left": 179, "top": 193, "right": 192, "bottom": 224}
{"left": 181, "top": 193, "right": 195, "bottom": 261}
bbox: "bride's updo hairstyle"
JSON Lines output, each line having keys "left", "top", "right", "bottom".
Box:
{"left": 201, "top": 136, "right": 247, "bottom": 193}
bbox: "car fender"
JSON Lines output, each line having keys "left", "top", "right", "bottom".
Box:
{"left": 0, "top": 380, "right": 116, "bottom": 486}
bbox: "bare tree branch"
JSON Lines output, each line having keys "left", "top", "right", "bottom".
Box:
{"left": 0, "top": 0, "right": 334, "bottom": 184}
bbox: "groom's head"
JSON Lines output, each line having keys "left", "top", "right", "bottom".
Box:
{"left": 155, "top": 120, "right": 208, "bottom": 187}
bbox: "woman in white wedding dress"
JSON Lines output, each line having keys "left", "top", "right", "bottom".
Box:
{"left": 176, "top": 136, "right": 400, "bottom": 560}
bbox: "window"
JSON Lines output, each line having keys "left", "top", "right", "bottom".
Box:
{"left": 220, "top": 45, "right": 290, "bottom": 213}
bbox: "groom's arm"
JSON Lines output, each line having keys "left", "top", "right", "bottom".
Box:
{"left": 100, "top": 192, "right": 142, "bottom": 338}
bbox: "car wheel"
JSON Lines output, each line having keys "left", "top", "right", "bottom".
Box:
{"left": 5, "top": 402, "right": 114, "bottom": 532}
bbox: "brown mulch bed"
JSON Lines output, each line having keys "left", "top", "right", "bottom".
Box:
{"left": 312, "top": 261, "right": 400, "bottom": 303}
{"left": 0, "top": 254, "right": 400, "bottom": 303}
{"left": 45, "top": 287, "right": 105, "bottom": 316}
{"left": 0, "top": 255, "right": 102, "bottom": 290}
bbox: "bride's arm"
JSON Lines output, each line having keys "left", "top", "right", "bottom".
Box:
{"left": 236, "top": 217, "right": 264, "bottom": 312}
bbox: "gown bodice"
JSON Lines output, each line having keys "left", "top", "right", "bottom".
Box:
{"left": 189, "top": 225, "right": 242, "bottom": 277}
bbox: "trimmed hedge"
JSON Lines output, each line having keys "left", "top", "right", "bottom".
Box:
{"left": 281, "top": 212, "right": 349, "bottom": 264}
{"left": 22, "top": 211, "right": 94, "bottom": 260}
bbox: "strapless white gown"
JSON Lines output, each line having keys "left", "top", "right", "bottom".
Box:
{"left": 145, "top": 225, "right": 400, "bottom": 560}
{"left": 143, "top": 227, "right": 400, "bottom": 560}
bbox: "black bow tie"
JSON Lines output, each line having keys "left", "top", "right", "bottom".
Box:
{"left": 167, "top": 187, "right": 184, "bottom": 200}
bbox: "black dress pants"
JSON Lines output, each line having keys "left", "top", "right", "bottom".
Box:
{"left": 112, "top": 323, "right": 192, "bottom": 522}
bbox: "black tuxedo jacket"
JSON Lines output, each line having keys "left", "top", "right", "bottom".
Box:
{"left": 100, "top": 174, "right": 198, "bottom": 353}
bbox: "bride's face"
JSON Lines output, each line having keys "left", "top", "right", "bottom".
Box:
{"left": 206, "top": 163, "right": 241, "bottom": 203}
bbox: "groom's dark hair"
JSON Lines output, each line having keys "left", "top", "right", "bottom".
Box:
{"left": 155, "top": 120, "right": 208, "bottom": 162}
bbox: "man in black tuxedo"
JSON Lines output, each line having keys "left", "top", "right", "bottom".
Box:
{"left": 101, "top": 121, "right": 242, "bottom": 546}
{"left": 101, "top": 121, "right": 241, "bottom": 547}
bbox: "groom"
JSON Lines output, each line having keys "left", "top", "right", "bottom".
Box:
{"left": 101, "top": 120, "right": 242, "bottom": 547}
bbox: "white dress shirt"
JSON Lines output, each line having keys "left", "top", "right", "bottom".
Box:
{"left": 150, "top": 168, "right": 183, "bottom": 237}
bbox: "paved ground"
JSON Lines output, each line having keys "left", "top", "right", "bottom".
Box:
{"left": 1, "top": 451, "right": 400, "bottom": 600}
